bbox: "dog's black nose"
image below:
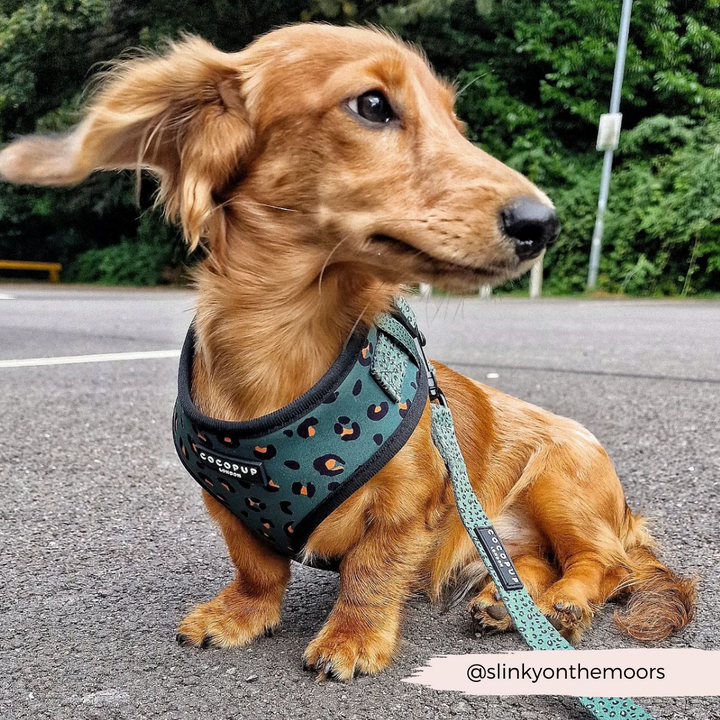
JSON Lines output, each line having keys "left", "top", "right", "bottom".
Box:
{"left": 502, "top": 197, "right": 560, "bottom": 260}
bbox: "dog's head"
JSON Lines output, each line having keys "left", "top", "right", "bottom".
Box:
{"left": 0, "top": 24, "right": 558, "bottom": 291}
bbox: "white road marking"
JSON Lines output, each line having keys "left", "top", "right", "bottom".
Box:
{"left": 0, "top": 293, "right": 15, "bottom": 300}
{"left": 0, "top": 349, "right": 180, "bottom": 369}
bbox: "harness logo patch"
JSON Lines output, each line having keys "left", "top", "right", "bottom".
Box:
{"left": 196, "top": 448, "right": 267, "bottom": 486}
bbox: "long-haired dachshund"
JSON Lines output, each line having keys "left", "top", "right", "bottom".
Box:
{"left": 0, "top": 24, "right": 695, "bottom": 680}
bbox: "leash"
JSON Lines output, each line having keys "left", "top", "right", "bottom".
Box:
{"left": 399, "top": 308, "right": 655, "bottom": 720}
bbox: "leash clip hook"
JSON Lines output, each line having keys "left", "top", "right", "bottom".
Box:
{"left": 411, "top": 332, "right": 448, "bottom": 407}
{"left": 392, "top": 305, "right": 448, "bottom": 407}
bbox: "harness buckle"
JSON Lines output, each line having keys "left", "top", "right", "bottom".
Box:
{"left": 429, "top": 379, "right": 448, "bottom": 407}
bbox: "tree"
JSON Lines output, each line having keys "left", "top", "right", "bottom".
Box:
{"left": 1, "top": 0, "right": 718, "bottom": 292}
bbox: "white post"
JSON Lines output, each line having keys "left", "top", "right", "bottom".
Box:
{"left": 529, "top": 256, "right": 543, "bottom": 298}
{"left": 480, "top": 285, "right": 492, "bottom": 299}
{"left": 587, "top": 0, "right": 633, "bottom": 290}
{"left": 419, "top": 283, "right": 432, "bottom": 297}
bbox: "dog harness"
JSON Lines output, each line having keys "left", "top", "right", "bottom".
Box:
{"left": 172, "top": 297, "right": 654, "bottom": 720}
{"left": 172, "top": 298, "right": 428, "bottom": 556}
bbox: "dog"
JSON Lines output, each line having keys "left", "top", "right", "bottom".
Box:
{"left": 0, "top": 24, "right": 695, "bottom": 681}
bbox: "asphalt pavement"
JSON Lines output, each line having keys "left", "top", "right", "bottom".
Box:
{"left": 1, "top": 285, "right": 718, "bottom": 720}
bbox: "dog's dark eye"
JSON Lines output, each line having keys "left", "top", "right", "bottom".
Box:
{"left": 347, "top": 91, "right": 396, "bottom": 124}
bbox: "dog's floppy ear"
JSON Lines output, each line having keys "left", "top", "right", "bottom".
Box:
{"left": 0, "top": 37, "right": 252, "bottom": 249}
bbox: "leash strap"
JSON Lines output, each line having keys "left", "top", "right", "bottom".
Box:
{"left": 430, "top": 402, "right": 654, "bottom": 720}
{"left": 390, "top": 299, "right": 655, "bottom": 720}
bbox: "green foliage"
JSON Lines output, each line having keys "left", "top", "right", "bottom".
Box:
{"left": 378, "top": 0, "right": 720, "bottom": 142}
{"left": 0, "top": 0, "right": 307, "bottom": 278}
{"left": 378, "top": 0, "right": 720, "bottom": 296}
{"left": 70, "top": 210, "right": 181, "bottom": 285}
{"left": 71, "top": 239, "right": 167, "bottom": 285}
{"left": 541, "top": 116, "right": 720, "bottom": 296}
{"left": 0, "top": 0, "right": 718, "bottom": 294}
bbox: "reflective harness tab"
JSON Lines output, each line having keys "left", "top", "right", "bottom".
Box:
{"left": 172, "top": 297, "right": 656, "bottom": 720}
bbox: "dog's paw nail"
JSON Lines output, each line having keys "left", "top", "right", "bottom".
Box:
{"left": 264, "top": 626, "right": 275, "bottom": 638}
{"left": 554, "top": 602, "right": 564, "bottom": 611}
{"left": 548, "top": 616, "right": 564, "bottom": 631}
{"left": 324, "top": 660, "right": 334, "bottom": 677}
{"left": 200, "top": 635, "right": 213, "bottom": 649}
{"left": 493, "top": 591, "right": 501, "bottom": 602}
{"left": 486, "top": 604, "right": 508, "bottom": 621}
{"left": 569, "top": 605, "right": 582, "bottom": 620}
{"left": 315, "top": 657, "right": 325, "bottom": 671}
{"left": 176, "top": 633, "right": 189, "bottom": 645}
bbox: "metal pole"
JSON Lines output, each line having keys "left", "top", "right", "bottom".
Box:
{"left": 587, "top": 0, "right": 633, "bottom": 290}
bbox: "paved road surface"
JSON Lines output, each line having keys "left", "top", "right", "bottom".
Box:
{"left": 1, "top": 286, "right": 718, "bottom": 720}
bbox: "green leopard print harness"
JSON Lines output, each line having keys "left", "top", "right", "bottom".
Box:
{"left": 172, "top": 297, "right": 654, "bottom": 720}
{"left": 172, "top": 297, "right": 428, "bottom": 557}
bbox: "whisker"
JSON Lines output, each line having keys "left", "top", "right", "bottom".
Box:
{"left": 432, "top": 291, "right": 443, "bottom": 325}
{"left": 211, "top": 195, "right": 240, "bottom": 213}
{"left": 317, "top": 235, "right": 351, "bottom": 298}
{"left": 422, "top": 285, "right": 431, "bottom": 328}
{"left": 344, "top": 281, "right": 387, "bottom": 349}
{"left": 255, "top": 202, "right": 312, "bottom": 213}
{"left": 456, "top": 70, "right": 489, "bottom": 99}
{"left": 246, "top": 200, "right": 466, "bottom": 226}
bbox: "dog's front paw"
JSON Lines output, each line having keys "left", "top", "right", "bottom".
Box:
{"left": 176, "top": 584, "right": 281, "bottom": 649}
{"left": 302, "top": 624, "right": 395, "bottom": 681}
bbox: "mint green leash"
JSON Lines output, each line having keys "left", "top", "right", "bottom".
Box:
{"left": 392, "top": 298, "right": 656, "bottom": 720}
{"left": 430, "top": 401, "right": 654, "bottom": 720}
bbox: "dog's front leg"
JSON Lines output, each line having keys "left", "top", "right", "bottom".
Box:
{"left": 177, "top": 494, "right": 290, "bottom": 649}
{"left": 303, "top": 517, "right": 430, "bottom": 680}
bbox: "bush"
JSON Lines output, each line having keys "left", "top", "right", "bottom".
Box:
{"left": 544, "top": 116, "right": 720, "bottom": 296}
{"left": 1, "top": 0, "right": 718, "bottom": 294}
{"left": 71, "top": 241, "right": 169, "bottom": 285}
{"left": 69, "top": 210, "right": 183, "bottom": 285}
